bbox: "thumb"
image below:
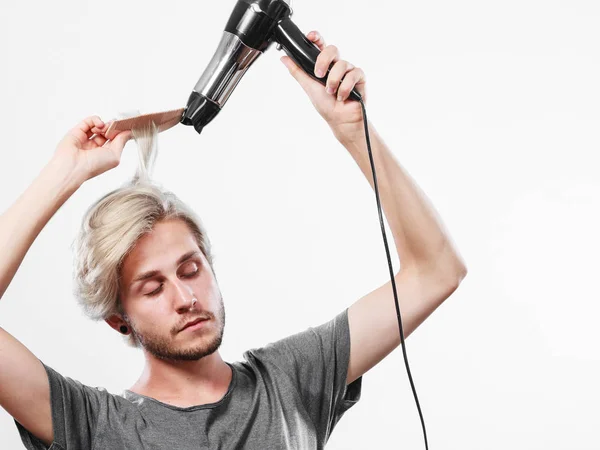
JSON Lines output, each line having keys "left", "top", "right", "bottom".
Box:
{"left": 280, "top": 55, "right": 320, "bottom": 95}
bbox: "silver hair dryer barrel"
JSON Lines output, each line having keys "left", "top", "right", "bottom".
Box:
{"left": 180, "top": 0, "right": 292, "bottom": 134}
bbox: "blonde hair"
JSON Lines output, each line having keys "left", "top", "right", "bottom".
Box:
{"left": 72, "top": 117, "right": 214, "bottom": 348}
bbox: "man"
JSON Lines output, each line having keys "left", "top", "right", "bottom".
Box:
{"left": 0, "top": 31, "right": 466, "bottom": 449}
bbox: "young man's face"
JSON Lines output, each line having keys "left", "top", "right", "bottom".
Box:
{"left": 117, "top": 218, "right": 225, "bottom": 361}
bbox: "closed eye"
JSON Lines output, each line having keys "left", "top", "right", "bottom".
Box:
{"left": 144, "top": 269, "right": 200, "bottom": 297}
{"left": 182, "top": 269, "right": 199, "bottom": 279}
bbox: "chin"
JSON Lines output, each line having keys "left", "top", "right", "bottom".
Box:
{"left": 142, "top": 328, "right": 224, "bottom": 362}
{"left": 174, "top": 336, "right": 223, "bottom": 361}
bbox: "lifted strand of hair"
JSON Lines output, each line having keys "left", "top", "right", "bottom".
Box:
{"left": 131, "top": 121, "right": 159, "bottom": 185}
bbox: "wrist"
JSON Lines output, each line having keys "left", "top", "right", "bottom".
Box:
{"left": 44, "top": 156, "right": 85, "bottom": 198}
{"left": 333, "top": 120, "right": 374, "bottom": 150}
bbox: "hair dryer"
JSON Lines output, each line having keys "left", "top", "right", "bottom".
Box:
{"left": 180, "top": 0, "right": 362, "bottom": 134}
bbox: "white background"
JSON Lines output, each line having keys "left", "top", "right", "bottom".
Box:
{"left": 1, "top": 0, "right": 599, "bottom": 448}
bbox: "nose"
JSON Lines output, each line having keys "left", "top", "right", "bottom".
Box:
{"left": 173, "top": 279, "right": 195, "bottom": 313}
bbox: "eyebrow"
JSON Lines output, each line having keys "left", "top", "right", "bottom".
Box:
{"left": 131, "top": 250, "right": 201, "bottom": 285}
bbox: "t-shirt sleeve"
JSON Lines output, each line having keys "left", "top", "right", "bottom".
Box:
{"left": 248, "top": 307, "right": 362, "bottom": 443}
{"left": 14, "top": 361, "right": 105, "bottom": 450}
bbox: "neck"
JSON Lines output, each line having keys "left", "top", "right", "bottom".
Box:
{"left": 129, "top": 351, "right": 232, "bottom": 407}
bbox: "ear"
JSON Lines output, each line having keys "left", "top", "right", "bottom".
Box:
{"left": 105, "top": 314, "right": 127, "bottom": 334}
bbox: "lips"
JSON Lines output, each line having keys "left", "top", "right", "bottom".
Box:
{"left": 180, "top": 318, "right": 208, "bottom": 332}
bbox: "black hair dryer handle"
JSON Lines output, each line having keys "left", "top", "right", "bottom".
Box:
{"left": 273, "top": 18, "right": 362, "bottom": 102}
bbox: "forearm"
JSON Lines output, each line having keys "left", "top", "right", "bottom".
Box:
{"left": 337, "top": 122, "right": 465, "bottom": 276}
{"left": 0, "top": 158, "right": 82, "bottom": 301}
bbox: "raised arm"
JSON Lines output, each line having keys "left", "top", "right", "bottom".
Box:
{"left": 0, "top": 117, "right": 130, "bottom": 445}
{"left": 339, "top": 122, "right": 467, "bottom": 384}
{"left": 280, "top": 30, "right": 467, "bottom": 385}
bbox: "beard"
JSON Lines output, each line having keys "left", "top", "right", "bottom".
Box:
{"left": 128, "top": 295, "right": 226, "bottom": 362}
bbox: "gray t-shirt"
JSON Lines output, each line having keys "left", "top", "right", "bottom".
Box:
{"left": 15, "top": 308, "right": 362, "bottom": 449}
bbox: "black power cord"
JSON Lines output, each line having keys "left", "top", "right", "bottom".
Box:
{"left": 357, "top": 98, "right": 429, "bottom": 450}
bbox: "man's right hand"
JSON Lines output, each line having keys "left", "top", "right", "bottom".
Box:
{"left": 52, "top": 115, "right": 132, "bottom": 185}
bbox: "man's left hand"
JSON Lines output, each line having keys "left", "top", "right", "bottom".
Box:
{"left": 280, "top": 30, "right": 367, "bottom": 142}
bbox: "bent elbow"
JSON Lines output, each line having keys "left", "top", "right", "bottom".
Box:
{"left": 435, "top": 258, "right": 467, "bottom": 297}
{"left": 456, "top": 262, "right": 468, "bottom": 284}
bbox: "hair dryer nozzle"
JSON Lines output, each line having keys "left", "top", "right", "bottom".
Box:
{"left": 180, "top": 92, "right": 221, "bottom": 135}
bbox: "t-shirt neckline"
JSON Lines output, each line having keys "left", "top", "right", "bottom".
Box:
{"left": 122, "top": 361, "right": 237, "bottom": 411}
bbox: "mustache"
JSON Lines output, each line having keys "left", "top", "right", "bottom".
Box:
{"left": 173, "top": 312, "right": 214, "bottom": 333}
